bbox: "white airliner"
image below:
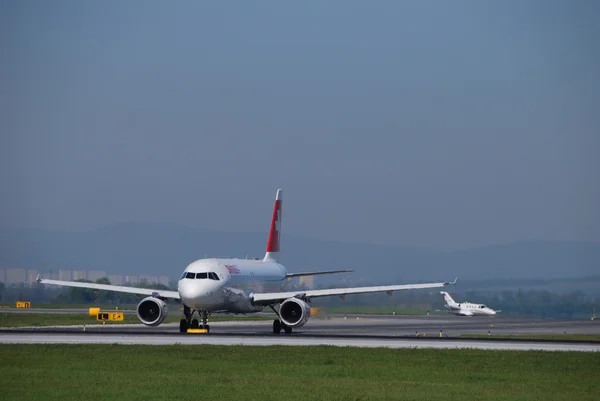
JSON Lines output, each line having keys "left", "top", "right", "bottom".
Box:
{"left": 440, "top": 292, "right": 500, "bottom": 316}
{"left": 38, "top": 189, "right": 456, "bottom": 334}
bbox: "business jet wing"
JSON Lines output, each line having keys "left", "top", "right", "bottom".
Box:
{"left": 285, "top": 269, "right": 354, "bottom": 278}
{"left": 251, "top": 278, "right": 457, "bottom": 304}
{"left": 36, "top": 275, "right": 180, "bottom": 299}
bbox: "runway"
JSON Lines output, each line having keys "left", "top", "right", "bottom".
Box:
{"left": 0, "top": 331, "right": 598, "bottom": 351}
{"left": 3, "top": 309, "right": 599, "bottom": 337}
{"left": 0, "top": 308, "right": 600, "bottom": 337}
{"left": 1, "top": 315, "right": 599, "bottom": 351}
{"left": 2, "top": 313, "right": 600, "bottom": 336}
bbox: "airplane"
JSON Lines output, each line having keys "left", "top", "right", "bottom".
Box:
{"left": 37, "top": 189, "right": 457, "bottom": 334}
{"left": 440, "top": 291, "right": 500, "bottom": 316}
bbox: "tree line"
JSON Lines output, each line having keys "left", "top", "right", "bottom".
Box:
{"left": 1, "top": 279, "right": 597, "bottom": 319}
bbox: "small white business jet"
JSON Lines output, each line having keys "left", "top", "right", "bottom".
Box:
{"left": 38, "top": 189, "right": 456, "bottom": 333}
{"left": 440, "top": 292, "right": 500, "bottom": 316}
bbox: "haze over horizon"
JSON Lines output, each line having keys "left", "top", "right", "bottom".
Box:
{"left": 2, "top": 1, "right": 599, "bottom": 251}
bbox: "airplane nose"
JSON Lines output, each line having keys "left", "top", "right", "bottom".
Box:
{"left": 179, "top": 285, "right": 201, "bottom": 301}
{"left": 178, "top": 281, "right": 216, "bottom": 307}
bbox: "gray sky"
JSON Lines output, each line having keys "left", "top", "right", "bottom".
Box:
{"left": 1, "top": 1, "right": 599, "bottom": 250}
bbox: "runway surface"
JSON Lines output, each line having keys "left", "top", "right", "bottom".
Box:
{"left": 3, "top": 308, "right": 599, "bottom": 335}
{"left": 2, "top": 314, "right": 599, "bottom": 351}
{"left": 1, "top": 332, "right": 598, "bottom": 351}
{"left": 6, "top": 314, "right": 597, "bottom": 335}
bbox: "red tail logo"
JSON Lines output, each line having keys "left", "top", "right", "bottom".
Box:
{"left": 266, "top": 199, "right": 282, "bottom": 253}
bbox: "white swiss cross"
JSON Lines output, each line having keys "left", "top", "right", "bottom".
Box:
{"left": 274, "top": 208, "right": 281, "bottom": 235}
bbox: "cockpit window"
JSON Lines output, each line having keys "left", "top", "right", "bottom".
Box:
{"left": 186, "top": 272, "right": 220, "bottom": 280}
{"left": 480, "top": 305, "right": 486, "bottom": 309}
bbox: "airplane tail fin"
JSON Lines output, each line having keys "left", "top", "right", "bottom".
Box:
{"left": 263, "top": 189, "right": 283, "bottom": 262}
{"left": 440, "top": 291, "right": 457, "bottom": 307}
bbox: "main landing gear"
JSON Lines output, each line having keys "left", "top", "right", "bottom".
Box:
{"left": 270, "top": 305, "right": 292, "bottom": 335}
{"left": 179, "top": 305, "right": 211, "bottom": 333}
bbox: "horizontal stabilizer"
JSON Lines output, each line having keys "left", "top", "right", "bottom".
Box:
{"left": 285, "top": 269, "right": 354, "bottom": 278}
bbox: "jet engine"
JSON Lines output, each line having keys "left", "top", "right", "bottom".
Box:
{"left": 136, "top": 297, "right": 168, "bottom": 326}
{"left": 279, "top": 297, "right": 311, "bottom": 328}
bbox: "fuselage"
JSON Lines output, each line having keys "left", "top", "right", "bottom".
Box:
{"left": 447, "top": 302, "right": 496, "bottom": 316}
{"left": 177, "top": 258, "right": 287, "bottom": 313}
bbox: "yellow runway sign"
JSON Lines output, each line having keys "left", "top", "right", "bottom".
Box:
{"left": 96, "top": 312, "right": 124, "bottom": 321}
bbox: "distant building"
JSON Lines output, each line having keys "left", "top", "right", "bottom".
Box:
{"left": 125, "top": 275, "right": 139, "bottom": 285}
{"left": 108, "top": 274, "right": 123, "bottom": 285}
{"left": 58, "top": 270, "right": 71, "bottom": 281}
{"left": 72, "top": 270, "right": 87, "bottom": 281}
{"left": 139, "top": 275, "right": 159, "bottom": 284}
{"left": 158, "top": 276, "right": 169, "bottom": 286}
{"left": 0, "top": 268, "right": 6, "bottom": 283}
{"left": 299, "top": 276, "right": 315, "bottom": 289}
{"left": 26, "top": 269, "right": 39, "bottom": 285}
{"left": 5, "top": 268, "right": 26, "bottom": 285}
{"left": 87, "top": 270, "right": 106, "bottom": 282}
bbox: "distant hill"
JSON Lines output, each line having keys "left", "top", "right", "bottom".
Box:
{"left": 1, "top": 223, "right": 599, "bottom": 284}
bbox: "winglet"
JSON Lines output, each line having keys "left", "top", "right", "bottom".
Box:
{"left": 36, "top": 274, "right": 42, "bottom": 283}
{"left": 444, "top": 277, "right": 458, "bottom": 286}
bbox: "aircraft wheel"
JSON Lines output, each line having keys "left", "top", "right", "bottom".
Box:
{"left": 191, "top": 319, "right": 199, "bottom": 329}
{"left": 205, "top": 325, "right": 210, "bottom": 333}
{"left": 179, "top": 319, "right": 189, "bottom": 333}
{"left": 273, "top": 319, "right": 281, "bottom": 334}
{"left": 283, "top": 325, "right": 292, "bottom": 335}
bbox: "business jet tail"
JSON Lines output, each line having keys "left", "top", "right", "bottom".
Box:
{"left": 440, "top": 291, "right": 458, "bottom": 307}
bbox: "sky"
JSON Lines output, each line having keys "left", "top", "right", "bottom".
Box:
{"left": 1, "top": 1, "right": 599, "bottom": 250}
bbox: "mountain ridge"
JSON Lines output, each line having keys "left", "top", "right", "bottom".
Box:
{"left": 1, "top": 222, "right": 598, "bottom": 284}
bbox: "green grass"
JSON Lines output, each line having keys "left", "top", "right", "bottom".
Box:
{"left": 460, "top": 334, "right": 600, "bottom": 342}
{"left": 0, "top": 313, "right": 271, "bottom": 327}
{"left": 0, "top": 345, "right": 598, "bottom": 401}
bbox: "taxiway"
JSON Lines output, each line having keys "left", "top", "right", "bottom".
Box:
{"left": 2, "top": 314, "right": 599, "bottom": 337}
{"left": 1, "top": 315, "right": 599, "bottom": 352}
{"left": 0, "top": 331, "right": 598, "bottom": 351}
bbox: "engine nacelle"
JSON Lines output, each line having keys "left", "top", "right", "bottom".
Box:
{"left": 136, "top": 297, "right": 168, "bottom": 326}
{"left": 279, "top": 297, "right": 311, "bottom": 328}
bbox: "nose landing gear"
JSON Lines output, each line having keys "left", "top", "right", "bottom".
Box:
{"left": 179, "top": 305, "right": 211, "bottom": 333}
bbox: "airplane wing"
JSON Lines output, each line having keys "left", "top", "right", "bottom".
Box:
{"left": 37, "top": 276, "right": 180, "bottom": 300}
{"left": 285, "top": 269, "right": 354, "bottom": 278}
{"left": 252, "top": 278, "right": 457, "bottom": 305}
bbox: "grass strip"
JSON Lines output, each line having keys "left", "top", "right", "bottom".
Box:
{"left": 0, "top": 345, "right": 598, "bottom": 401}
{"left": 460, "top": 333, "right": 600, "bottom": 342}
